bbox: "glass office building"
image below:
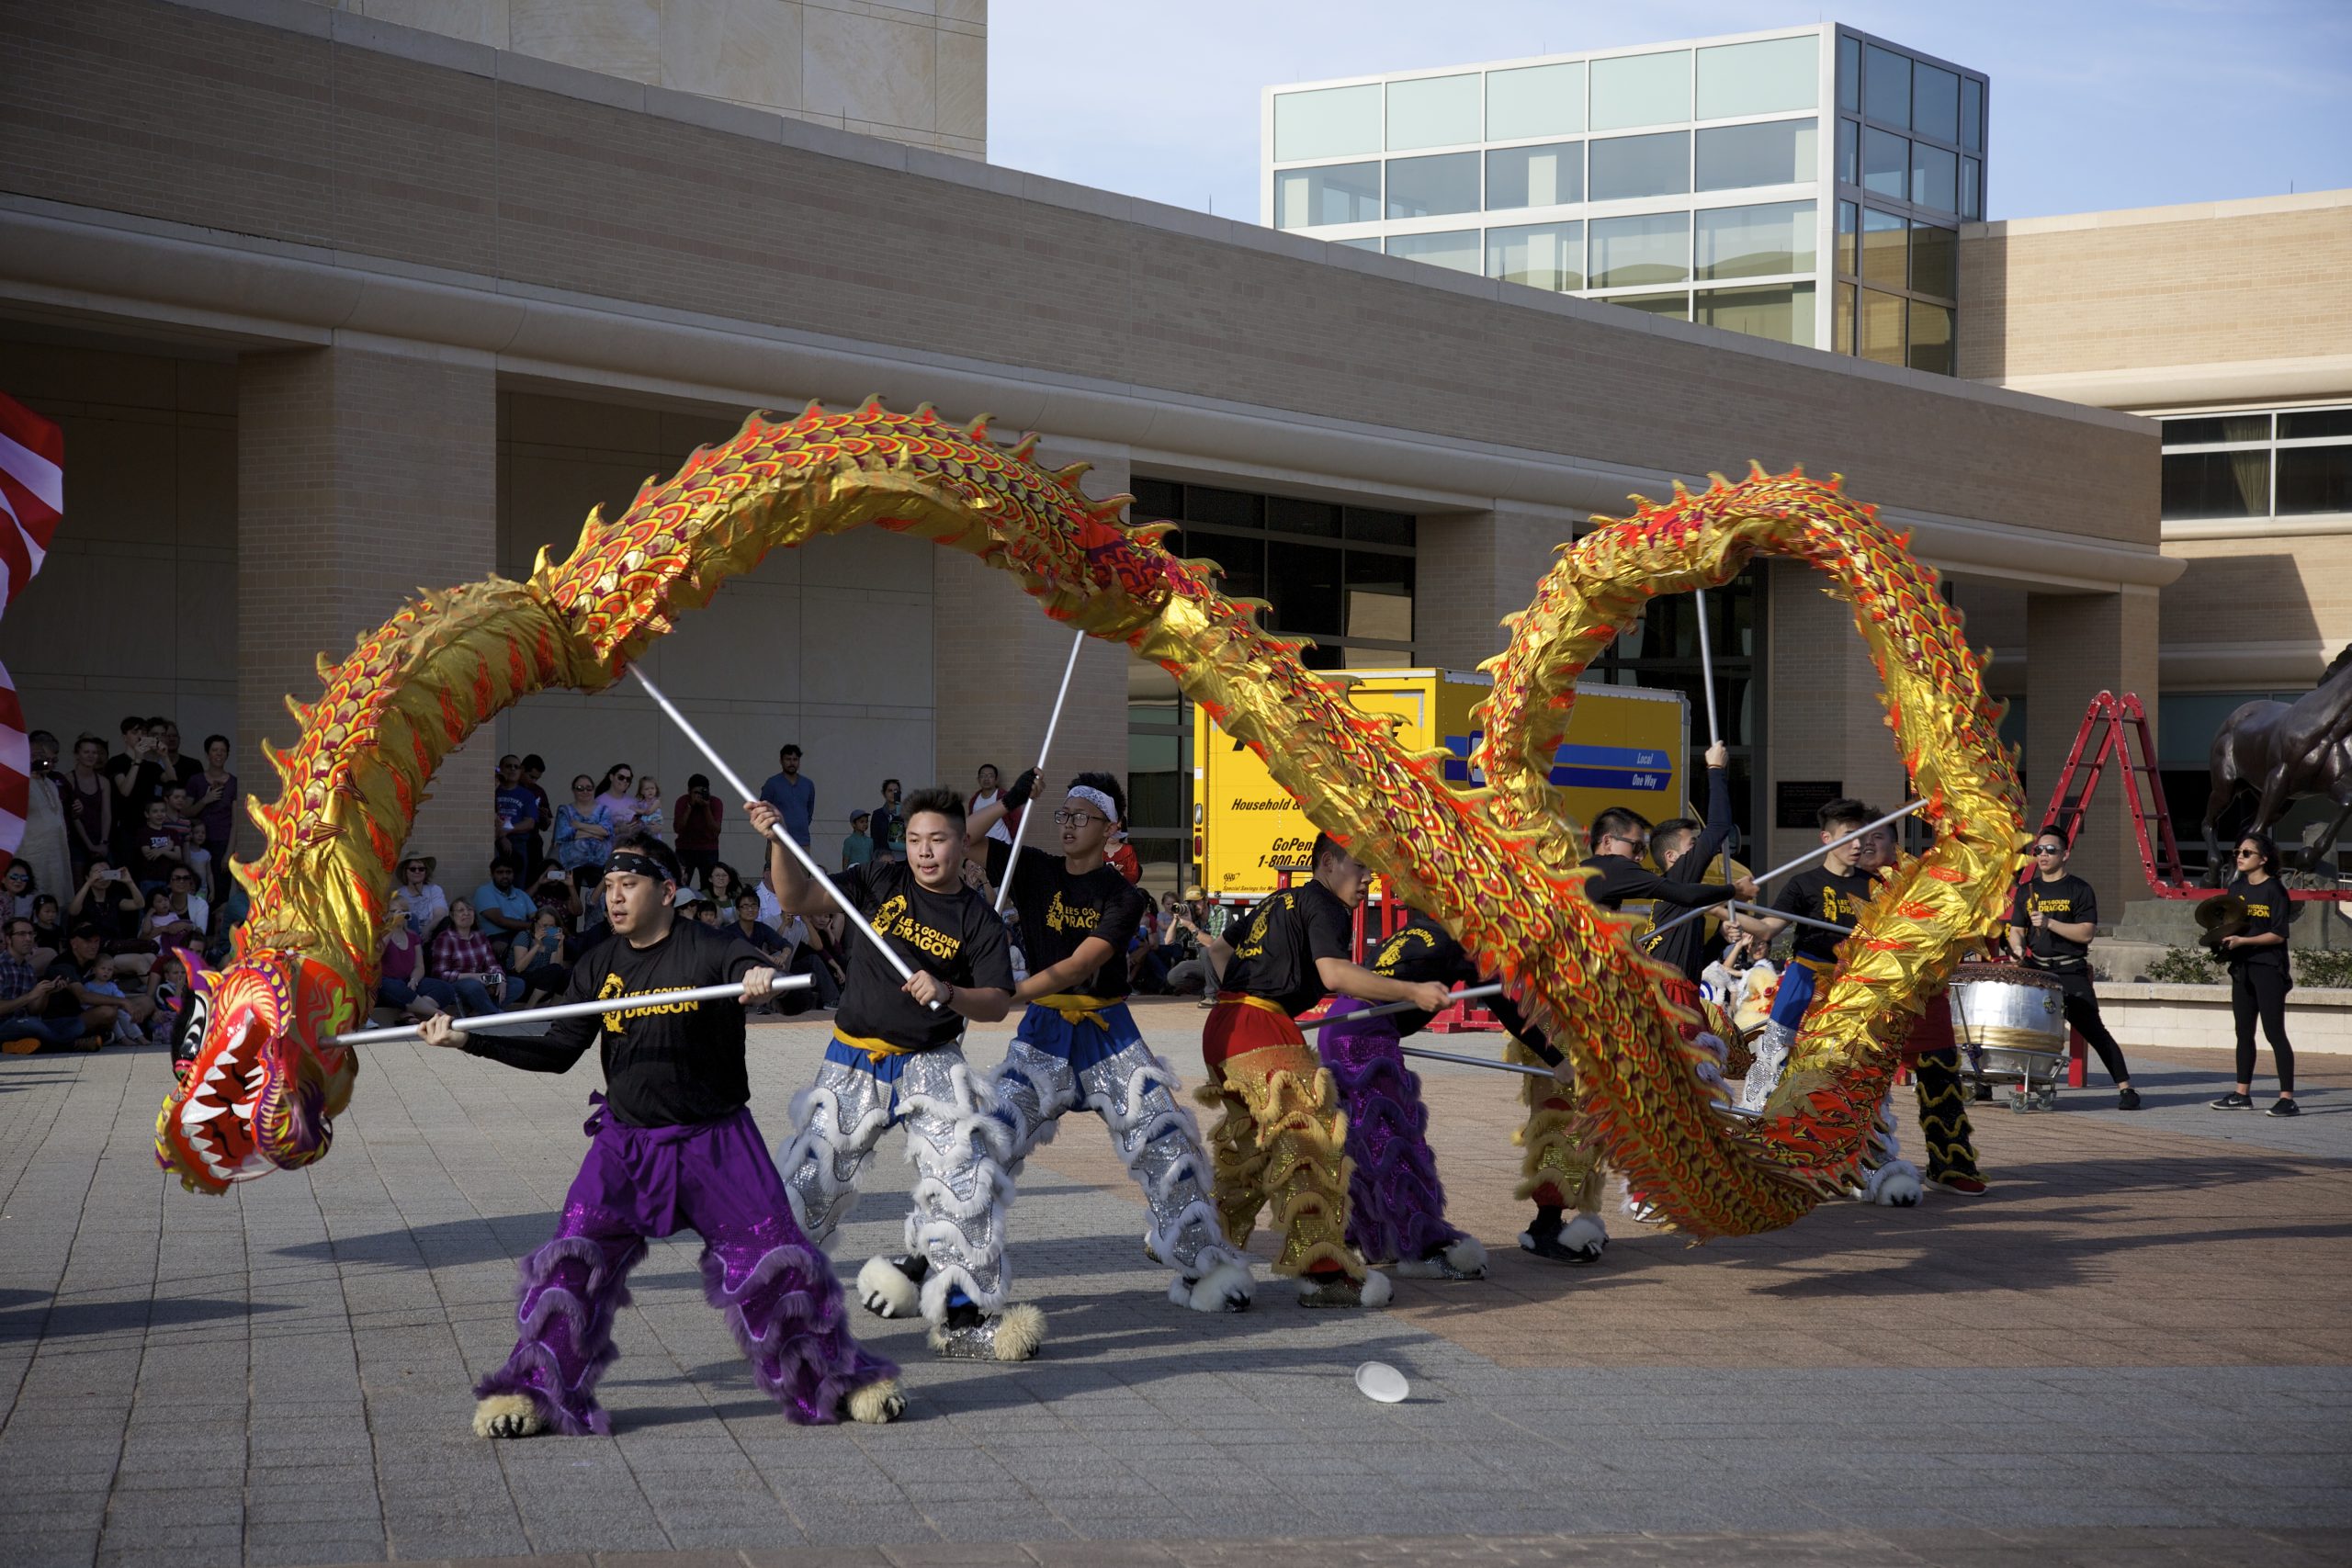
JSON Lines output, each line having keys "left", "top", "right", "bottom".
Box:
{"left": 1262, "top": 26, "right": 1985, "bottom": 373}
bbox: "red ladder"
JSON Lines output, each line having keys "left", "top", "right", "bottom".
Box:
{"left": 2040, "top": 692, "right": 2207, "bottom": 899}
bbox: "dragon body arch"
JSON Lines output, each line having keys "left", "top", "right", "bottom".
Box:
{"left": 161, "top": 401, "right": 2021, "bottom": 1248}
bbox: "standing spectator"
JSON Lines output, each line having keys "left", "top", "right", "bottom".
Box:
{"left": 472, "top": 856, "right": 537, "bottom": 948}
{"left": 22, "top": 731, "right": 75, "bottom": 902}
{"left": 2210, "top": 831, "right": 2300, "bottom": 1117}
{"left": 970, "top": 763, "right": 1018, "bottom": 889}
{"left": 493, "top": 755, "right": 541, "bottom": 873}
{"left": 759, "top": 744, "right": 816, "bottom": 849}
{"left": 840, "top": 810, "right": 873, "bottom": 872}
{"left": 154, "top": 720, "right": 204, "bottom": 793}
{"left": 520, "top": 755, "right": 554, "bottom": 871}
{"left": 378, "top": 890, "right": 457, "bottom": 1021}
{"left": 868, "top": 778, "right": 904, "bottom": 863}
{"left": 509, "top": 907, "right": 570, "bottom": 1005}
{"left": 106, "top": 716, "right": 164, "bottom": 861}
{"left": 397, "top": 855, "right": 449, "bottom": 935}
{"left": 430, "top": 898, "right": 513, "bottom": 1016}
{"left": 131, "top": 798, "right": 185, "bottom": 891}
{"left": 30, "top": 894, "right": 65, "bottom": 968}
{"left": 0, "top": 917, "right": 89, "bottom": 1053}
{"left": 161, "top": 784, "right": 213, "bottom": 893}
{"left": 194, "top": 736, "right": 239, "bottom": 900}
{"left": 553, "top": 773, "right": 616, "bottom": 873}
{"left": 628, "top": 776, "right": 669, "bottom": 845}
{"left": 593, "top": 763, "right": 639, "bottom": 828}
{"left": 1107, "top": 831, "right": 1141, "bottom": 885}
{"left": 64, "top": 734, "right": 111, "bottom": 879}
{"left": 673, "top": 773, "right": 724, "bottom": 887}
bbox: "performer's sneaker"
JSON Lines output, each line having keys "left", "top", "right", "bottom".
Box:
{"left": 2267, "top": 1098, "right": 2301, "bottom": 1118}
{"left": 1519, "top": 1209, "right": 1605, "bottom": 1265}
{"left": 1929, "top": 1172, "right": 1988, "bottom": 1195}
{"left": 929, "top": 1301, "right": 1046, "bottom": 1361}
{"left": 1295, "top": 1269, "right": 1392, "bottom": 1309}
{"left": 2117, "top": 1087, "right": 2143, "bottom": 1110}
{"left": 1394, "top": 1236, "right": 1488, "bottom": 1280}
{"left": 2209, "top": 1091, "right": 2255, "bottom": 1110}
{"left": 856, "top": 1254, "right": 927, "bottom": 1319}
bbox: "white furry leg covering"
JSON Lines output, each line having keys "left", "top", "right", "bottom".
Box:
{"left": 1076, "top": 1039, "right": 1251, "bottom": 1294}
{"left": 1856, "top": 1087, "right": 1923, "bottom": 1206}
{"left": 777, "top": 1056, "right": 895, "bottom": 1249}
{"left": 1737, "top": 1019, "right": 1795, "bottom": 1112}
{"left": 897, "top": 1046, "right": 1020, "bottom": 1324}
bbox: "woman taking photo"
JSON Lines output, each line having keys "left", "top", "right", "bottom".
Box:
{"left": 2210, "top": 830, "right": 2299, "bottom": 1117}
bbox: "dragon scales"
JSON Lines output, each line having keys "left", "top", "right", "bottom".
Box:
{"left": 158, "top": 402, "right": 2022, "bottom": 1244}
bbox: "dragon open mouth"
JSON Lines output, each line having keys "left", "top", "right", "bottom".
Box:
{"left": 171, "top": 1008, "right": 276, "bottom": 1187}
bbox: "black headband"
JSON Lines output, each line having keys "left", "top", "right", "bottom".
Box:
{"left": 607, "top": 849, "right": 673, "bottom": 883}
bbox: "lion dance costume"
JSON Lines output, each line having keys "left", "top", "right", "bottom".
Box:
{"left": 158, "top": 401, "right": 2024, "bottom": 1335}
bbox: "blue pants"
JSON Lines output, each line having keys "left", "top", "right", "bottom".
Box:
{"left": 0, "top": 1016, "right": 89, "bottom": 1050}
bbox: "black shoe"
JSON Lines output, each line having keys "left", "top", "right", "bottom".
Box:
{"left": 2266, "top": 1098, "right": 2301, "bottom": 1118}
{"left": 1973, "top": 1084, "right": 1994, "bottom": 1102}
{"left": 2209, "top": 1092, "right": 2254, "bottom": 1110}
{"left": 2117, "top": 1087, "right": 2142, "bottom": 1111}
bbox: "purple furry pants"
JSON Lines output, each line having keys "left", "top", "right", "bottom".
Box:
{"left": 1318, "top": 998, "right": 1465, "bottom": 1266}
{"left": 475, "top": 1096, "right": 894, "bottom": 1435}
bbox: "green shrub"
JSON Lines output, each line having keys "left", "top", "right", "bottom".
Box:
{"left": 2294, "top": 948, "right": 2352, "bottom": 990}
{"left": 2143, "top": 946, "right": 2222, "bottom": 985}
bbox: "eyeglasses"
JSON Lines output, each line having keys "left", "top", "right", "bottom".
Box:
{"left": 1051, "top": 810, "right": 1107, "bottom": 827}
{"left": 1608, "top": 833, "right": 1649, "bottom": 854}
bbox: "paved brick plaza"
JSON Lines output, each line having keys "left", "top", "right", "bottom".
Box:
{"left": 2, "top": 1002, "right": 2346, "bottom": 1568}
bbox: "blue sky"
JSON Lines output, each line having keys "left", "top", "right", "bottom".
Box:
{"left": 989, "top": 0, "right": 2351, "bottom": 222}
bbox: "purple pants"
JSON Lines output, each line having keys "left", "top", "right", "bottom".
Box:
{"left": 1318, "top": 998, "right": 1465, "bottom": 1266}
{"left": 475, "top": 1096, "right": 895, "bottom": 1434}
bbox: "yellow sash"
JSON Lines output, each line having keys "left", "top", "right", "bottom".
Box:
{"left": 1033, "top": 992, "right": 1120, "bottom": 1030}
{"left": 831, "top": 1027, "right": 918, "bottom": 1065}
{"left": 1215, "top": 991, "right": 1293, "bottom": 1020}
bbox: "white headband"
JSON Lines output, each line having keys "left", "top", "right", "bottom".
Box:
{"left": 1067, "top": 785, "right": 1120, "bottom": 825}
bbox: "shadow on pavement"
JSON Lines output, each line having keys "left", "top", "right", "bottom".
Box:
{"left": 0, "top": 1294, "right": 287, "bottom": 1342}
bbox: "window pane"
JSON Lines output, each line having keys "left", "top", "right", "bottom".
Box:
{"left": 1960, "top": 155, "right": 1982, "bottom": 220}
{"left": 1695, "top": 118, "right": 1816, "bottom": 190}
{"left": 1836, "top": 199, "right": 1857, "bottom": 274}
{"left": 1697, "top": 281, "right": 1815, "bottom": 347}
{"left": 1862, "top": 128, "right": 1907, "bottom": 198}
{"left": 1607, "top": 290, "right": 1690, "bottom": 321}
{"left": 1860, "top": 208, "right": 1906, "bottom": 289}
{"left": 1191, "top": 534, "right": 1264, "bottom": 599}
{"left": 1589, "top": 211, "right": 1690, "bottom": 287}
{"left": 1130, "top": 477, "right": 1182, "bottom": 521}
{"left": 1275, "top": 85, "right": 1381, "bottom": 162}
{"left": 2163, "top": 413, "right": 2271, "bottom": 446}
{"left": 2278, "top": 446, "right": 2352, "bottom": 514}
{"left": 1267, "top": 541, "right": 1343, "bottom": 636}
{"left": 2280, "top": 409, "right": 2352, "bottom": 439}
{"left": 1267, "top": 496, "right": 1341, "bottom": 538}
{"left": 1385, "top": 229, "right": 1481, "bottom": 273}
{"left": 1906, "top": 299, "right": 1952, "bottom": 375}
{"left": 1960, "top": 76, "right": 1984, "bottom": 151}
{"left": 1837, "top": 118, "right": 1857, "bottom": 184}
{"left": 1912, "top": 141, "right": 1957, "bottom": 213}
{"left": 1834, "top": 280, "right": 1857, "bottom": 352}
{"left": 1696, "top": 36, "right": 1818, "bottom": 118}
{"left": 1860, "top": 288, "right": 1905, "bottom": 365}
{"left": 1337, "top": 236, "right": 1380, "bottom": 252}
{"left": 2161, "top": 451, "right": 2271, "bottom": 519}
{"left": 1589, "top": 130, "right": 1690, "bottom": 200}
{"left": 1837, "top": 35, "right": 1860, "bottom": 113}
{"left": 1864, "top": 44, "right": 1910, "bottom": 126}
{"left": 1274, "top": 162, "right": 1380, "bottom": 229}
{"left": 1911, "top": 220, "right": 1957, "bottom": 299}
{"left": 1911, "top": 61, "right": 1960, "bottom": 141}
{"left": 1488, "top": 60, "right": 1584, "bottom": 139}
{"left": 1387, "top": 73, "right": 1480, "bottom": 151}
{"left": 1185, "top": 486, "right": 1263, "bottom": 529}
{"left": 1344, "top": 552, "right": 1416, "bottom": 642}
{"left": 1590, "top": 49, "right": 1690, "bottom": 130}
{"left": 1487, "top": 141, "right": 1582, "bottom": 209}
{"left": 1385, "top": 152, "right": 1480, "bottom": 219}
{"left": 1487, "top": 220, "right": 1584, "bottom": 291}
{"left": 1697, "top": 200, "right": 1815, "bottom": 279}
{"left": 1344, "top": 506, "right": 1416, "bottom": 546}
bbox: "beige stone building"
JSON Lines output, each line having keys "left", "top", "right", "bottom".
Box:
{"left": 0, "top": 0, "right": 2171, "bottom": 906}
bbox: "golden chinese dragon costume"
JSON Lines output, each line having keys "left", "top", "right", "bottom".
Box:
{"left": 158, "top": 399, "right": 2021, "bottom": 1258}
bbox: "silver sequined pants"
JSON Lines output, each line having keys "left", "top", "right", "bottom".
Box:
{"left": 776, "top": 1044, "right": 1016, "bottom": 1325}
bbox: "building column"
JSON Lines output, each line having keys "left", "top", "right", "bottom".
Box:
{"left": 238, "top": 344, "right": 498, "bottom": 879}
{"left": 1762, "top": 562, "right": 1910, "bottom": 869}
{"left": 1412, "top": 507, "right": 1575, "bottom": 673}
{"left": 2025, "top": 587, "right": 2161, "bottom": 903}
{"left": 931, "top": 438, "right": 1129, "bottom": 807}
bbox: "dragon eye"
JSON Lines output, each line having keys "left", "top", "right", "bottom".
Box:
{"left": 172, "top": 991, "right": 209, "bottom": 1077}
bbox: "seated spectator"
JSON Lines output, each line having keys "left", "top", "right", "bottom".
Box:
{"left": 692, "top": 899, "right": 721, "bottom": 928}
{"left": 397, "top": 855, "right": 448, "bottom": 934}
{"left": 553, "top": 773, "right": 616, "bottom": 872}
{"left": 194, "top": 735, "right": 239, "bottom": 901}
{"left": 0, "top": 916, "right": 94, "bottom": 1053}
{"left": 207, "top": 877, "right": 250, "bottom": 967}
{"left": 673, "top": 773, "right": 724, "bottom": 887}
{"left": 44, "top": 924, "right": 153, "bottom": 1043}
{"left": 429, "top": 898, "right": 513, "bottom": 1017}
{"left": 0, "top": 860, "right": 33, "bottom": 925}
{"left": 771, "top": 905, "right": 843, "bottom": 1012}
{"left": 529, "top": 861, "right": 578, "bottom": 923}
{"left": 841, "top": 809, "right": 873, "bottom": 872}
{"left": 509, "top": 906, "right": 570, "bottom": 1006}
{"left": 139, "top": 888, "right": 203, "bottom": 951}
{"left": 130, "top": 798, "right": 185, "bottom": 892}
{"left": 728, "top": 890, "right": 787, "bottom": 959}
{"left": 378, "top": 891, "right": 457, "bottom": 1021}
{"left": 472, "top": 856, "right": 537, "bottom": 949}
{"left": 30, "top": 894, "right": 64, "bottom": 969}
{"left": 163, "top": 866, "right": 209, "bottom": 943}
{"left": 628, "top": 776, "right": 669, "bottom": 845}
{"left": 705, "top": 861, "right": 748, "bottom": 912}
{"left": 802, "top": 908, "right": 850, "bottom": 998}
{"left": 78, "top": 955, "right": 152, "bottom": 1043}
{"left": 161, "top": 784, "right": 212, "bottom": 892}
{"left": 70, "top": 860, "right": 144, "bottom": 946}
{"left": 493, "top": 754, "right": 542, "bottom": 873}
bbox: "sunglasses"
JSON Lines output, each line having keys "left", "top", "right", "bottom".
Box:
{"left": 2032, "top": 845, "right": 2064, "bottom": 856}
{"left": 2236, "top": 849, "right": 2263, "bottom": 859}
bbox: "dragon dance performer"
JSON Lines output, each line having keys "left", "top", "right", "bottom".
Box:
{"left": 751, "top": 792, "right": 1039, "bottom": 1361}
{"left": 1201, "top": 834, "right": 1451, "bottom": 1307}
{"left": 961, "top": 769, "right": 1256, "bottom": 1314}
{"left": 419, "top": 840, "right": 903, "bottom": 1438}
{"left": 1639, "top": 742, "right": 1748, "bottom": 989}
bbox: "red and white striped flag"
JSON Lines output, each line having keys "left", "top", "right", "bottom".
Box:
{"left": 0, "top": 390, "right": 64, "bottom": 871}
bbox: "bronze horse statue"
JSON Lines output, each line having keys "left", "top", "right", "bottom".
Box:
{"left": 2203, "top": 643, "right": 2352, "bottom": 876}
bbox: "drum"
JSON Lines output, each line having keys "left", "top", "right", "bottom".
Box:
{"left": 1946, "top": 963, "right": 2068, "bottom": 1103}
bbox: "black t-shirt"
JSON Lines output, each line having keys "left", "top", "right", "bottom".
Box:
{"left": 465, "top": 917, "right": 769, "bottom": 1127}
{"left": 1774, "top": 865, "right": 1876, "bottom": 963}
{"left": 1009, "top": 847, "right": 1148, "bottom": 1000}
{"left": 1365, "top": 911, "right": 1479, "bottom": 1037}
{"left": 832, "top": 858, "right": 1012, "bottom": 1051}
{"left": 1584, "top": 853, "right": 1736, "bottom": 915}
{"left": 1642, "top": 765, "right": 1738, "bottom": 983}
{"left": 1223, "top": 880, "right": 1354, "bottom": 1020}
{"left": 2012, "top": 873, "right": 2098, "bottom": 972}
{"left": 2225, "top": 875, "right": 2294, "bottom": 971}
{"left": 104, "top": 755, "right": 164, "bottom": 851}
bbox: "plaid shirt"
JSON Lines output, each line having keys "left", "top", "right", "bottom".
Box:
{"left": 431, "top": 928, "right": 499, "bottom": 980}
{"left": 0, "top": 952, "right": 38, "bottom": 1000}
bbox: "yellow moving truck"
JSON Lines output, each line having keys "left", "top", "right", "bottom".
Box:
{"left": 1190, "top": 668, "right": 1689, "bottom": 904}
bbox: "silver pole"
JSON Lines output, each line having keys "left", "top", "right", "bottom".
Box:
{"left": 1724, "top": 899, "right": 1851, "bottom": 939}
{"left": 1693, "top": 587, "right": 1735, "bottom": 888}
{"left": 1305, "top": 982, "right": 1503, "bottom": 1032}
{"left": 1397, "top": 1043, "right": 1555, "bottom": 1080}
{"left": 628, "top": 667, "right": 924, "bottom": 996}
{"left": 1644, "top": 798, "right": 1928, "bottom": 947}
{"left": 994, "top": 629, "right": 1087, "bottom": 916}
{"left": 333, "top": 976, "right": 811, "bottom": 1045}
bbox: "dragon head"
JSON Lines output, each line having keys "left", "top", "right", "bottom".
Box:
{"left": 155, "top": 939, "right": 362, "bottom": 1195}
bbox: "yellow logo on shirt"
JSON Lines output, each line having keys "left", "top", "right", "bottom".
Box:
{"left": 872, "top": 894, "right": 962, "bottom": 960}
{"left": 1375, "top": 928, "right": 1434, "bottom": 972}
{"left": 1045, "top": 891, "right": 1099, "bottom": 934}
{"left": 1234, "top": 893, "right": 1287, "bottom": 961}
{"left": 594, "top": 971, "right": 705, "bottom": 1031}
